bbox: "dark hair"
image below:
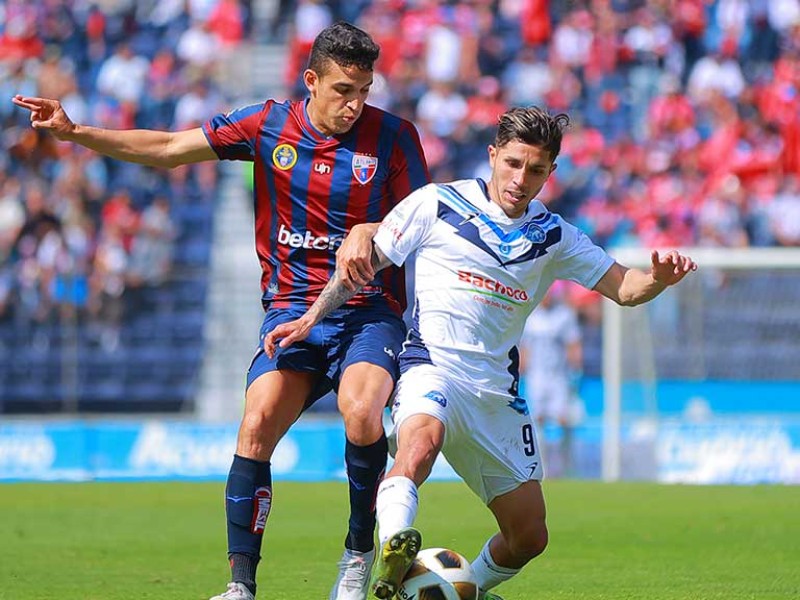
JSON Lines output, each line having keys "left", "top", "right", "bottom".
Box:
{"left": 308, "top": 22, "right": 380, "bottom": 75}
{"left": 495, "top": 107, "right": 570, "bottom": 160}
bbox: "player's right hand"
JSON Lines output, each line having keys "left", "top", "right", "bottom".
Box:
{"left": 337, "top": 223, "right": 377, "bottom": 290}
{"left": 11, "top": 95, "right": 76, "bottom": 140}
{"left": 263, "top": 316, "right": 314, "bottom": 358}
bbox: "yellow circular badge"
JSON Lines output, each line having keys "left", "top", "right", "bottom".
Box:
{"left": 272, "top": 144, "right": 298, "bottom": 171}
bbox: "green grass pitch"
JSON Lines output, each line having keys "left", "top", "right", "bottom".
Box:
{"left": 1, "top": 480, "right": 797, "bottom": 599}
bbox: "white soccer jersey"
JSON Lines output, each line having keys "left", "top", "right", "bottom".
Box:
{"left": 373, "top": 178, "right": 614, "bottom": 395}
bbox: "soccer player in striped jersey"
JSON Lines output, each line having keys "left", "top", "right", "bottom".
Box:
{"left": 265, "top": 106, "right": 697, "bottom": 599}
{"left": 13, "top": 22, "right": 430, "bottom": 600}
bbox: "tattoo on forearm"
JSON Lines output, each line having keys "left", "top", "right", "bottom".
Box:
{"left": 308, "top": 243, "right": 394, "bottom": 323}
{"left": 311, "top": 272, "right": 361, "bottom": 322}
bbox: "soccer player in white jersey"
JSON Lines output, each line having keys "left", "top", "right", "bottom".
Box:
{"left": 264, "top": 107, "right": 697, "bottom": 599}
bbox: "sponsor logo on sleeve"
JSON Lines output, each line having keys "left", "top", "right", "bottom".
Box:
{"left": 379, "top": 219, "right": 404, "bottom": 242}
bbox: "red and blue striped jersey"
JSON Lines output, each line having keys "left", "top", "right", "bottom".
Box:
{"left": 202, "top": 99, "right": 430, "bottom": 315}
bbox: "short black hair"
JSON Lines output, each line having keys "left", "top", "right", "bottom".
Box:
{"left": 308, "top": 21, "right": 380, "bottom": 75}
{"left": 495, "top": 107, "right": 570, "bottom": 160}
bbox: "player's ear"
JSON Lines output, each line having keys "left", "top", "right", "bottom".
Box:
{"left": 303, "top": 69, "right": 318, "bottom": 95}
{"left": 488, "top": 144, "right": 497, "bottom": 167}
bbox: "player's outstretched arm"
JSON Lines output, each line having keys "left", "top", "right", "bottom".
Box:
{"left": 264, "top": 244, "right": 394, "bottom": 357}
{"left": 336, "top": 223, "right": 381, "bottom": 290}
{"left": 11, "top": 95, "right": 216, "bottom": 168}
{"left": 594, "top": 250, "right": 697, "bottom": 307}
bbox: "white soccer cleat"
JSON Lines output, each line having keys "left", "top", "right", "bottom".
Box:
{"left": 329, "top": 548, "right": 376, "bottom": 600}
{"left": 209, "top": 582, "right": 255, "bottom": 600}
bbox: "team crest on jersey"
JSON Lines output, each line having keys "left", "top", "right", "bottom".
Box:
{"left": 272, "top": 144, "right": 298, "bottom": 170}
{"left": 352, "top": 153, "right": 378, "bottom": 185}
{"left": 520, "top": 222, "right": 546, "bottom": 244}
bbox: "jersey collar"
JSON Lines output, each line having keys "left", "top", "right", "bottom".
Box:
{"left": 300, "top": 98, "right": 358, "bottom": 142}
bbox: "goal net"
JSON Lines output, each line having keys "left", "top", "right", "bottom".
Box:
{"left": 601, "top": 247, "right": 800, "bottom": 483}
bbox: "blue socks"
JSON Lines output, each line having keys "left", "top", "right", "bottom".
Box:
{"left": 226, "top": 454, "right": 272, "bottom": 594}
{"left": 344, "top": 434, "right": 388, "bottom": 552}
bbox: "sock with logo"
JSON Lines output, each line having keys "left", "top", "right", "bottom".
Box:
{"left": 343, "top": 434, "right": 388, "bottom": 552}
{"left": 226, "top": 454, "right": 272, "bottom": 594}
{"left": 470, "top": 538, "right": 521, "bottom": 592}
{"left": 375, "top": 475, "right": 419, "bottom": 546}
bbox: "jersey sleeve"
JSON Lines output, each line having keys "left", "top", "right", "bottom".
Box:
{"left": 373, "top": 185, "right": 437, "bottom": 267}
{"left": 552, "top": 219, "right": 615, "bottom": 290}
{"left": 202, "top": 102, "right": 268, "bottom": 161}
{"left": 386, "top": 120, "right": 431, "bottom": 204}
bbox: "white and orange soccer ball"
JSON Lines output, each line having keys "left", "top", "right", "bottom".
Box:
{"left": 396, "top": 547, "right": 479, "bottom": 600}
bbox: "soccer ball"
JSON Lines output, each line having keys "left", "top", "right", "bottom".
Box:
{"left": 396, "top": 547, "right": 479, "bottom": 600}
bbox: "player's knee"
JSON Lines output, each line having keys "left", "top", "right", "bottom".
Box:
{"left": 507, "top": 522, "right": 548, "bottom": 563}
{"left": 339, "top": 394, "right": 384, "bottom": 444}
{"left": 236, "top": 412, "right": 274, "bottom": 458}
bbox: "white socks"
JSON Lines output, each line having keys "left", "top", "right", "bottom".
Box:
{"left": 375, "top": 476, "right": 419, "bottom": 546}
{"left": 470, "top": 539, "right": 521, "bottom": 591}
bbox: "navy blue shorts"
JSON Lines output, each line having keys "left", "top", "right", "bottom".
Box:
{"left": 246, "top": 306, "right": 406, "bottom": 408}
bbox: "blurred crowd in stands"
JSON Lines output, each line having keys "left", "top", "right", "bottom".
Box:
{"left": 2, "top": 0, "right": 800, "bottom": 337}
{"left": 0, "top": 0, "right": 250, "bottom": 339}
{"left": 281, "top": 0, "right": 800, "bottom": 251}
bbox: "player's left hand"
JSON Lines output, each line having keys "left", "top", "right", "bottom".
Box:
{"left": 264, "top": 316, "right": 314, "bottom": 358}
{"left": 337, "top": 223, "right": 377, "bottom": 290}
{"left": 651, "top": 250, "right": 697, "bottom": 286}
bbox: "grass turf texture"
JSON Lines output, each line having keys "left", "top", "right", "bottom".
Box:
{"left": 1, "top": 481, "right": 797, "bottom": 600}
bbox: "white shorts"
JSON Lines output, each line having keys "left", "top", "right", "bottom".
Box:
{"left": 389, "top": 364, "right": 544, "bottom": 504}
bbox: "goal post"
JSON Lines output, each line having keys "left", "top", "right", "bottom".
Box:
{"left": 601, "top": 247, "right": 800, "bottom": 482}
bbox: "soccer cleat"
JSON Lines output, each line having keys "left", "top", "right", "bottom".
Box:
{"left": 329, "top": 548, "right": 375, "bottom": 600}
{"left": 209, "top": 582, "right": 255, "bottom": 600}
{"left": 370, "top": 527, "right": 422, "bottom": 599}
{"left": 478, "top": 590, "right": 504, "bottom": 600}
